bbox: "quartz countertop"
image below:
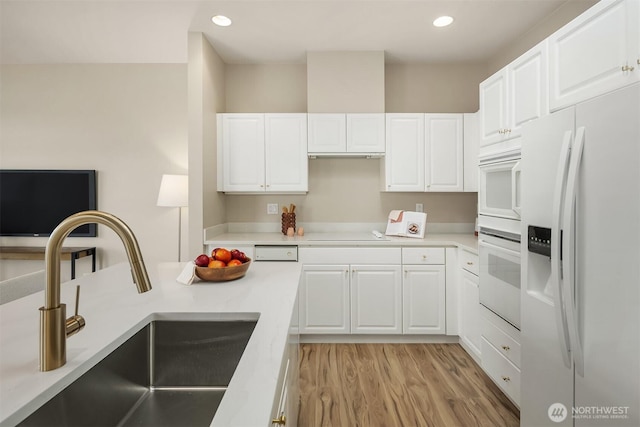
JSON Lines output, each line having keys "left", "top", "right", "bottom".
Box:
{"left": 0, "top": 261, "right": 302, "bottom": 427}
{"left": 205, "top": 232, "right": 479, "bottom": 254}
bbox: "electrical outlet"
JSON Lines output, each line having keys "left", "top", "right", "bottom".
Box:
{"left": 267, "top": 203, "right": 279, "bottom": 215}
{"left": 416, "top": 203, "right": 424, "bottom": 213}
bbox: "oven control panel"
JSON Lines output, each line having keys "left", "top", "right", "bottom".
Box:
{"left": 528, "top": 226, "right": 551, "bottom": 257}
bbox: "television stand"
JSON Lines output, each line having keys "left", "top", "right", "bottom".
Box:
{"left": 0, "top": 246, "right": 96, "bottom": 279}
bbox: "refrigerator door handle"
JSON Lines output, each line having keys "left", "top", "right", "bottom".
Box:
{"left": 562, "top": 126, "right": 586, "bottom": 377}
{"left": 511, "top": 161, "right": 522, "bottom": 217}
{"left": 551, "top": 130, "right": 573, "bottom": 369}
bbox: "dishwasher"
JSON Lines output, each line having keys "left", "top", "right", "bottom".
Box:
{"left": 253, "top": 245, "right": 298, "bottom": 262}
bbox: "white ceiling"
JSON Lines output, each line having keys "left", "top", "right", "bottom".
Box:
{"left": 0, "top": 0, "right": 587, "bottom": 65}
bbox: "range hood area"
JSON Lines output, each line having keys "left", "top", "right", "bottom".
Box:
{"left": 306, "top": 51, "right": 386, "bottom": 158}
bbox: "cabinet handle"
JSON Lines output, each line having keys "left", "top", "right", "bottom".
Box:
{"left": 422, "top": 255, "right": 427, "bottom": 260}
{"left": 466, "top": 261, "right": 473, "bottom": 265}
{"left": 501, "top": 376, "right": 511, "bottom": 383}
{"left": 622, "top": 65, "right": 635, "bottom": 72}
{"left": 272, "top": 414, "right": 286, "bottom": 425}
{"left": 637, "top": 59, "right": 639, "bottom": 65}
{"left": 501, "top": 345, "right": 510, "bottom": 351}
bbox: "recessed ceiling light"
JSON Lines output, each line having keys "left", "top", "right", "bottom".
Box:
{"left": 211, "top": 15, "right": 232, "bottom": 27}
{"left": 433, "top": 16, "right": 454, "bottom": 27}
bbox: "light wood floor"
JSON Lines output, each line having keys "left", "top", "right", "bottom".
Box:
{"left": 298, "top": 343, "right": 519, "bottom": 427}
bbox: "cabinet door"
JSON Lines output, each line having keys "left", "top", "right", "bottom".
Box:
{"left": 479, "top": 69, "right": 508, "bottom": 148}
{"left": 351, "top": 265, "right": 402, "bottom": 334}
{"left": 460, "top": 270, "right": 482, "bottom": 360}
{"left": 463, "top": 112, "right": 479, "bottom": 192}
{"left": 346, "top": 113, "right": 385, "bottom": 153}
{"left": 508, "top": 40, "right": 548, "bottom": 138}
{"left": 402, "top": 265, "right": 446, "bottom": 334}
{"left": 384, "top": 114, "right": 425, "bottom": 192}
{"left": 425, "top": 114, "right": 463, "bottom": 192}
{"left": 307, "top": 114, "right": 346, "bottom": 153}
{"left": 299, "top": 265, "right": 350, "bottom": 334}
{"left": 265, "top": 114, "right": 308, "bottom": 192}
{"left": 549, "top": 0, "right": 639, "bottom": 111}
{"left": 220, "top": 114, "right": 265, "bottom": 192}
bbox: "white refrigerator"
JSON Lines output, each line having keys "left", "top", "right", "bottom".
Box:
{"left": 520, "top": 82, "right": 639, "bottom": 426}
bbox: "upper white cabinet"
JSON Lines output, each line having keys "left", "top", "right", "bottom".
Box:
{"left": 384, "top": 113, "right": 464, "bottom": 192}
{"left": 425, "top": 114, "right": 463, "bottom": 192}
{"left": 218, "top": 113, "right": 308, "bottom": 193}
{"left": 463, "top": 112, "right": 479, "bottom": 192}
{"left": 480, "top": 40, "right": 548, "bottom": 150}
{"left": 307, "top": 113, "right": 385, "bottom": 155}
{"left": 548, "top": 0, "right": 639, "bottom": 111}
{"left": 384, "top": 113, "right": 425, "bottom": 192}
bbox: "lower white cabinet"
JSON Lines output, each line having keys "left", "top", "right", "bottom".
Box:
{"left": 299, "top": 265, "right": 350, "bottom": 334}
{"left": 459, "top": 269, "right": 482, "bottom": 360}
{"left": 351, "top": 265, "right": 402, "bottom": 334}
{"left": 401, "top": 248, "right": 447, "bottom": 334}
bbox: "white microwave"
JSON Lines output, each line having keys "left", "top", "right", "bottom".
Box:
{"left": 479, "top": 153, "right": 521, "bottom": 221}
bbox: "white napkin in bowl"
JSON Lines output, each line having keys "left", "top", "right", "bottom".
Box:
{"left": 176, "top": 261, "right": 197, "bottom": 285}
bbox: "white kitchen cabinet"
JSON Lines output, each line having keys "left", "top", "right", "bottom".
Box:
{"left": 425, "top": 114, "right": 463, "bottom": 192}
{"left": 383, "top": 113, "right": 425, "bottom": 192}
{"left": 351, "top": 265, "right": 403, "bottom": 334}
{"left": 480, "top": 40, "right": 548, "bottom": 151}
{"left": 402, "top": 265, "right": 446, "bottom": 334}
{"left": 217, "top": 113, "right": 308, "bottom": 193}
{"left": 548, "top": 0, "right": 639, "bottom": 111}
{"left": 460, "top": 269, "right": 482, "bottom": 362}
{"left": 401, "top": 247, "right": 446, "bottom": 334}
{"left": 307, "top": 113, "right": 385, "bottom": 154}
{"left": 299, "top": 265, "right": 350, "bottom": 334}
{"left": 463, "top": 112, "right": 479, "bottom": 192}
{"left": 549, "top": 0, "right": 640, "bottom": 110}
{"left": 307, "top": 114, "right": 346, "bottom": 153}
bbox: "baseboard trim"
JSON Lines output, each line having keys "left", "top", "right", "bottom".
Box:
{"left": 300, "top": 334, "right": 460, "bottom": 344}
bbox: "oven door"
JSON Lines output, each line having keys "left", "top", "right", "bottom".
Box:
{"left": 479, "top": 228, "right": 521, "bottom": 329}
{"left": 479, "top": 157, "right": 522, "bottom": 220}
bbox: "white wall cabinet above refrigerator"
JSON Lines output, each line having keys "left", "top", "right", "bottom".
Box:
{"left": 307, "top": 113, "right": 385, "bottom": 155}
{"left": 479, "top": 40, "right": 548, "bottom": 154}
{"left": 548, "top": 0, "right": 639, "bottom": 111}
{"left": 384, "top": 113, "right": 466, "bottom": 192}
{"left": 217, "top": 113, "right": 308, "bottom": 193}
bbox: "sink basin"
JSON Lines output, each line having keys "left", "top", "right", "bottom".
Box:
{"left": 18, "top": 319, "right": 257, "bottom": 427}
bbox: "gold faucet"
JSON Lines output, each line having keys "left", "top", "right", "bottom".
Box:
{"left": 40, "top": 210, "right": 152, "bottom": 371}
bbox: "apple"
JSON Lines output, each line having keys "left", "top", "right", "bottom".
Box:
{"left": 231, "top": 249, "right": 248, "bottom": 263}
{"left": 194, "top": 254, "right": 210, "bottom": 267}
{"left": 227, "top": 259, "right": 242, "bottom": 267}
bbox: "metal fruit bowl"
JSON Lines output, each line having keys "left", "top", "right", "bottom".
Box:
{"left": 195, "top": 259, "right": 252, "bottom": 282}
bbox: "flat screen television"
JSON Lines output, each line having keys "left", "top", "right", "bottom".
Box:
{"left": 0, "top": 169, "right": 97, "bottom": 237}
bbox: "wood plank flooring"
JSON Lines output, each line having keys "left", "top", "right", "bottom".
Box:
{"left": 298, "top": 343, "right": 519, "bottom": 427}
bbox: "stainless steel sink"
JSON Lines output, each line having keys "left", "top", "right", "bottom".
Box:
{"left": 18, "top": 319, "right": 257, "bottom": 427}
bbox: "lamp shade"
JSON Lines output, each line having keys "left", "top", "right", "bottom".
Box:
{"left": 157, "top": 174, "right": 188, "bottom": 207}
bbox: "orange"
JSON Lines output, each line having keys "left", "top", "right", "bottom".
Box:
{"left": 208, "top": 259, "right": 226, "bottom": 268}
{"left": 214, "top": 248, "right": 232, "bottom": 264}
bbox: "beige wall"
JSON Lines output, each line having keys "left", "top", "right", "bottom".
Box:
{"left": 385, "top": 63, "right": 488, "bottom": 113}
{"left": 307, "top": 51, "right": 385, "bottom": 113}
{"left": 226, "top": 158, "right": 477, "bottom": 224}
{"left": 0, "top": 64, "right": 188, "bottom": 279}
{"left": 222, "top": 59, "right": 480, "bottom": 227}
{"left": 486, "top": 0, "right": 597, "bottom": 74}
{"left": 225, "top": 64, "right": 307, "bottom": 113}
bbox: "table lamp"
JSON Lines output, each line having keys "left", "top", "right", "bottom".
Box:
{"left": 157, "top": 174, "right": 188, "bottom": 261}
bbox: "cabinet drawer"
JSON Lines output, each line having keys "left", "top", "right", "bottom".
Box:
{"left": 481, "top": 306, "right": 521, "bottom": 367}
{"left": 481, "top": 337, "right": 521, "bottom": 406}
{"left": 401, "top": 248, "right": 445, "bottom": 265}
{"left": 460, "top": 250, "right": 479, "bottom": 276}
{"left": 299, "top": 247, "right": 400, "bottom": 264}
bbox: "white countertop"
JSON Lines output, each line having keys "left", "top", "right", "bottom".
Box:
{"left": 0, "top": 261, "right": 302, "bottom": 427}
{"left": 205, "top": 232, "right": 479, "bottom": 254}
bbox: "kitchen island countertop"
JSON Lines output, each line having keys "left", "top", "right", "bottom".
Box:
{"left": 0, "top": 261, "right": 302, "bottom": 427}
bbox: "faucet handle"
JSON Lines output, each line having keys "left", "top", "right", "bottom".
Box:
{"left": 65, "top": 285, "right": 86, "bottom": 337}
